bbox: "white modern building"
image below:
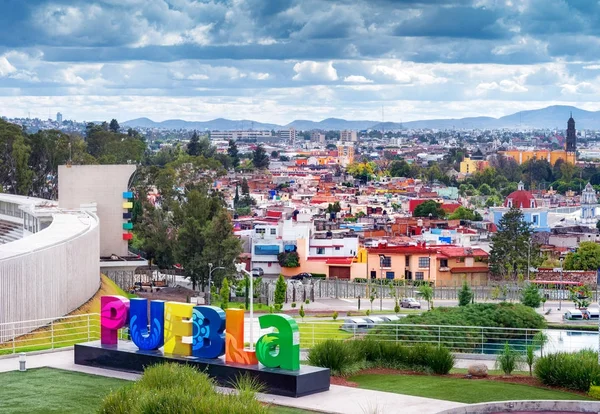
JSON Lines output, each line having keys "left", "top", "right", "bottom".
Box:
{"left": 340, "top": 130, "right": 358, "bottom": 142}
{"left": 210, "top": 130, "right": 273, "bottom": 141}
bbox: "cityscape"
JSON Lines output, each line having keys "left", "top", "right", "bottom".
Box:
{"left": 3, "top": 1, "right": 600, "bottom": 414}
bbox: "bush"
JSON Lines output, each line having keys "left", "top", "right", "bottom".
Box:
{"left": 366, "top": 310, "right": 371, "bottom": 316}
{"left": 291, "top": 302, "right": 296, "bottom": 308}
{"left": 589, "top": 385, "right": 600, "bottom": 399}
{"left": 273, "top": 304, "right": 282, "bottom": 311}
{"left": 274, "top": 275, "right": 286, "bottom": 307}
{"left": 457, "top": 282, "right": 473, "bottom": 306}
{"left": 535, "top": 350, "right": 600, "bottom": 392}
{"left": 332, "top": 311, "right": 338, "bottom": 320}
{"left": 99, "top": 363, "right": 267, "bottom": 414}
{"left": 308, "top": 339, "right": 454, "bottom": 375}
{"left": 305, "top": 299, "right": 310, "bottom": 304}
{"left": 521, "top": 283, "right": 542, "bottom": 308}
{"left": 495, "top": 342, "right": 522, "bottom": 375}
{"left": 307, "top": 340, "right": 364, "bottom": 376}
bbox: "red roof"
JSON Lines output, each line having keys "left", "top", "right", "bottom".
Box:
{"left": 504, "top": 190, "right": 537, "bottom": 208}
{"left": 266, "top": 210, "right": 283, "bottom": 218}
{"left": 450, "top": 266, "right": 489, "bottom": 273}
{"left": 436, "top": 246, "right": 489, "bottom": 258}
{"left": 367, "top": 246, "right": 431, "bottom": 255}
{"left": 325, "top": 258, "right": 353, "bottom": 265}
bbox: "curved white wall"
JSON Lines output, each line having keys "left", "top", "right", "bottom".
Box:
{"left": 0, "top": 196, "right": 100, "bottom": 342}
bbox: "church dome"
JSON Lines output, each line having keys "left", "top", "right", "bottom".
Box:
{"left": 504, "top": 181, "right": 537, "bottom": 208}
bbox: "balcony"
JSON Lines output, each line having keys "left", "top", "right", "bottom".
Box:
{"left": 439, "top": 267, "right": 450, "bottom": 272}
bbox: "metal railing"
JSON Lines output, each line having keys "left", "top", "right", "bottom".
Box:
{"left": 296, "top": 321, "right": 598, "bottom": 355}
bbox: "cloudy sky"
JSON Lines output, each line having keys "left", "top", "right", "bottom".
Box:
{"left": 2, "top": 0, "right": 600, "bottom": 124}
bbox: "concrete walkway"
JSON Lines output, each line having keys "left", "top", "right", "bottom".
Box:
{"left": 0, "top": 349, "right": 465, "bottom": 414}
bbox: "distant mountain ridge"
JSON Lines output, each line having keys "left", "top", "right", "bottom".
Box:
{"left": 123, "top": 105, "right": 600, "bottom": 130}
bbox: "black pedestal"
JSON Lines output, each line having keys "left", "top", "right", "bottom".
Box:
{"left": 74, "top": 341, "right": 330, "bottom": 397}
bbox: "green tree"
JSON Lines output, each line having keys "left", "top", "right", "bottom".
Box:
{"left": 563, "top": 241, "right": 600, "bottom": 271}
{"left": 241, "top": 178, "right": 250, "bottom": 195}
{"left": 202, "top": 210, "right": 243, "bottom": 287}
{"left": 187, "top": 131, "right": 200, "bottom": 156}
{"left": 220, "top": 278, "right": 230, "bottom": 310}
{"left": 274, "top": 274, "right": 287, "bottom": 308}
{"left": 227, "top": 140, "right": 240, "bottom": 168}
{"left": 490, "top": 208, "right": 539, "bottom": 279}
{"left": 448, "top": 206, "right": 481, "bottom": 221}
{"left": 389, "top": 159, "right": 411, "bottom": 177}
{"left": 299, "top": 304, "right": 305, "bottom": 321}
{"left": 569, "top": 284, "right": 592, "bottom": 309}
{"left": 457, "top": 282, "right": 473, "bottom": 306}
{"left": 418, "top": 285, "right": 434, "bottom": 310}
{"left": 252, "top": 144, "right": 270, "bottom": 169}
{"left": 109, "top": 119, "right": 120, "bottom": 133}
{"left": 520, "top": 283, "right": 542, "bottom": 308}
{"left": 136, "top": 206, "right": 176, "bottom": 269}
{"left": 413, "top": 200, "right": 445, "bottom": 219}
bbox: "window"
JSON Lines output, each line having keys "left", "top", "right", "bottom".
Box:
{"left": 270, "top": 228, "right": 277, "bottom": 235}
{"left": 415, "top": 272, "right": 424, "bottom": 280}
{"left": 507, "top": 200, "right": 513, "bottom": 208}
{"left": 418, "top": 257, "right": 430, "bottom": 268}
{"left": 254, "top": 245, "right": 279, "bottom": 255}
{"left": 335, "top": 246, "right": 341, "bottom": 251}
{"left": 405, "top": 256, "right": 410, "bottom": 266}
{"left": 532, "top": 214, "right": 539, "bottom": 226}
{"left": 386, "top": 271, "right": 395, "bottom": 280}
{"left": 255, "top": 228, "right": 265, "bottom": 234}
{"left": 380, "top": 256, "right": 392, "bottom": 268}
{"left": 440, "top": 259, "right": 448, "bottom": 268}
{"left": 317, "top": 247, "right": 325, "bottom": 254}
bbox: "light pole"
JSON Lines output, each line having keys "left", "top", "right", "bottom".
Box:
{"left": 559, "top": 257, "right": 564, "bottom": 311}
{"left": 207, "top": 263, "right": 225, "bottom": 306}
{"left": 235, "top": 262, "right": 255, "bottom": 350}
{"left": 527, "top": 239, "right": 531, "bottom": 280}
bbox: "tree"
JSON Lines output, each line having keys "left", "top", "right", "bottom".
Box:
{"left": 457, "top": 282, "right": 473, "bottom": 306}
{"left": 520, "top": 283, "right": 542, "bottom": 308}
{"left": 136, "top": 206, "right": 176, "bottom": 269}
{"left": 271, "top": 150, "right": 279, "bottom": 158}
{"left": 277, "top": 251, "right": 300, "bottom": 268}
{"left": 187, "top": 131, "right": 200, "bottom": 156}
{"left": 413, "top": 200, "right": 445, "bottom": 219}
{"left": 347, "top": 162, "right": 377, "bottom": 183}
{"left": 490, "top": 208, "right": 539, "bottom": 279}
{"left": 389, "top": 159, "right": 411, "bottom": 177}
{"left": 241, "top": 178, "right": 250, "bottom": 195}
{"left": 109, "top": 119, "right": 120, "bottom": 133}
{"left": 299, "top": 304, "right": 305, "bottom": 321}
{"left": 563, "top": 241, "right": 600, "bottom": 271}
{"left": 448, "top": 206, "right": 482, "bottom": 221}
{"left": 569, "top": 284, "right": 592, "bottom": 309}
{"left": 227, "top": 140, "right": 240, "bottom": 168}
{"left": 233, "top": 185, "right": 240, "bottom": 207}
{"left": 418, "top": 285, "right": 434, "bottom": 310}
{"left": 274, "top": 274, "right": 287, "bottom": 309}
{"left": 220, "top": 278, "right": 230, "bottom": 310}
{"left": 252, "top": 144, "right": 270, "bottom": 169}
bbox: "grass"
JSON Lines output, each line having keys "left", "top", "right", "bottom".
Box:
{"left": 0, "top": 368, "right": 127, "bottom": 413}
{"left": 0, "top": 275, "right": 128, "bottom": 355}
{"left": 297, "top": 322, "right": 353, "bottom": 348}
{"left": 350, "top": 374, "right": 594, "bottom": 403}
{"left": 0, "top": 367, "right": 318, "bottom": 414}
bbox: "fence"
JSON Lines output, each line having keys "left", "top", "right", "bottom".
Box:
{"left": 0, "top": 313, "right": 596, "bottom": 357}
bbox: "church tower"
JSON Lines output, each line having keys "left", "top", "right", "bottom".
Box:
{"left": 566, "top": 113, "right": 577, "bottom": 153}
{"left": 581, "top": 182, "right": 597, "bottom": 225}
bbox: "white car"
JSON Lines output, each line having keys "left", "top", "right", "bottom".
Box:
{"left": 401, "top": 297, "right": 421, "bottom": 309}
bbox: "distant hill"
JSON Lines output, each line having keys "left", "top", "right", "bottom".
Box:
{"left": 123, "top": 105, "right": 600, "bottom": 131}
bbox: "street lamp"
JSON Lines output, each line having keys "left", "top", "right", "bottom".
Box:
{"left": 559, "top": 257, "right": 564, "bottom": 311}
{"left": 235, "top": 262, "right": 255, "bottom": 351}
{"left": 207, "top": 263, "right": 225, "bottom": 306}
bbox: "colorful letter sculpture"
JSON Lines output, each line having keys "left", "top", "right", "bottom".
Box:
{"left": 225, "top": 309, "right": 258, "bottom": 364}
{"left": 256, "top": 314, "right": 300, "bottom": 371}
{"left": 99, "top": 296, "right": 300, "bottom": 371}
{"left": 192, "top": 306, "right": 225, "bottom": 358}
{"left": 164, "top": 302, "right": 194, "bottom": 355}
{"left": 100, "top": 295, "right": 129, "bottom": 345}
{"left": 129, "top": 298, "right": 164, "bottom": 350}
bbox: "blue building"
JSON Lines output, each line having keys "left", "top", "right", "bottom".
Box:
{"left": 491, "top": 181, "right": 549, "bottom": 232}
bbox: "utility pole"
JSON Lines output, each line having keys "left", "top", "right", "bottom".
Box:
{"left": 207, "top": 263, "right": 225, "bottom": 305}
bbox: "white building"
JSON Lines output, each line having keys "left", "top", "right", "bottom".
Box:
{"left": 279, "top": 128, "right": 297, "bottom": 144}
{"left": 340, "top": 130, "right": 357, "bottom": 142}
{"left": 210, "top": 130, "right": 273, "bottom": 141}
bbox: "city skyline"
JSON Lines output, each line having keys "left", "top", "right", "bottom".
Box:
{"left": 3, "top": 1, "right": 600, "bottom": 123}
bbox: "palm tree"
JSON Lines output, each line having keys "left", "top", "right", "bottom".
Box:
{"left": 418, "top": 285, "right": 434, "bottom": 310}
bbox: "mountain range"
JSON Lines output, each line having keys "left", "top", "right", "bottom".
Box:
{"left": 123, "top": 105, "right": 600, "bottom": 131}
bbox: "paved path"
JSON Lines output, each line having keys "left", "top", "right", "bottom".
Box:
{"left": 0, "top": 349, "right": 465, "bottom": 414}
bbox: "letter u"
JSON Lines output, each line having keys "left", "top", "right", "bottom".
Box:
{"left": 129, "top": 298, "right": 165, "bottom": 350}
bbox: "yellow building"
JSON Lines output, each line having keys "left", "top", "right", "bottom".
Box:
{"left": 500, "top": 149, "right": 575, "bottom": 166}
{"left": 337, "top": 144, "right": 355, "bottom": 167}
{"left": 459, "top": 157, "right": 489, "bottom": 174}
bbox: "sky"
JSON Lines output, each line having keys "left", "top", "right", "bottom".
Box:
{"left": 2, "top": 0, "right": 600, "bottom": 124}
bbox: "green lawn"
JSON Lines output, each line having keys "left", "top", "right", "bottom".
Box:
{"left": 350, "top": 374, "right": 593, "bottom": 404}
{"left": 0, "top": 368, "right": 127, "bottom": 413}
{"left": 0, "top": 368, "right": 318, "bottom": 414}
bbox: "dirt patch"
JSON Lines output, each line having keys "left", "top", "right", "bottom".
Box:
{"left": 330, "top": 377, "right": 358, "bottom": 387}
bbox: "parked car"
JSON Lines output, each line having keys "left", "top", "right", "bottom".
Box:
{"left": 251, "top": 267, "right": 264, "bottom": 277}
{"left": 364, "top": 316, "right": 385, "bottom": 328}
{"left": 341, "top": 317, "right": 370, "bottom": 333}
{"left": 401, "top": 297, "right": 421, "bottom": 309}
{"left": 291, "top": 272, "right": 312, "bottom": 281}
{"left": 380, "top": 315, "right": 401, "bottom": 322}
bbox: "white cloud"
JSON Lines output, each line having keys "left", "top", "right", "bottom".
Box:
{"left": 476, "top": 79, "right": 528, "bottom": 94}
{"left": 292, "top": 61, "right": 338, "bottom": 81}
{"left": 343, "top": 75, "right": 373, "bottom": 83}
{"left": 0, "top": 57, "right": 16, "bottom": 77}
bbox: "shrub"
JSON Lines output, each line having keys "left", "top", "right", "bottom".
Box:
{"left": 220, "top": 279, "right": 230, "bottom": 310}
{"left": 535, "top": 350, "right": 600, "bottom": 392}
{"left": 305, "top": 299, "right": 310, "bottom": 304}
{"left": 332, "top": 311, "right": 338, "bottom": 320}
{"left": 299, "top": 304, "right": 305, "bottom": 321}
{"left": 457, "top": 282, "right": 473, "bottom": 306}
{"left": 307, "top": 340, "right": 364, "bottom": 376}
{"left": 238, "top": 304, "right": 245, "bottom": 310}
{"left": 525, "top": 344, "right": 535, "bottom": 376}
{"left": 273, "top": 304, "right": 282, "bottom": 311}
{"left": 589, "top": 385, "right": 600, "bottom": 399}
{"left": 426, "top": 346, "right": 455, "bottom": 375}
{"left": 521, "top": 283, "right": 542, "bottom": 308}
{"left": 366, "top": 309, "right": 371, "bottom": 316}
{"left": 99, "top": 363, "right": 267, "bottom": 414}
{"left": 277, "top": 251, "right": 300, "bottom": 268}
{"left": 274, "top": 275, "right": 286, "bottom": 307}
{"left": 291, "top": 302, "right": 296, "bottom": 308}
{"left": 495, "top": 342, "right": 522, "bottom": 375}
